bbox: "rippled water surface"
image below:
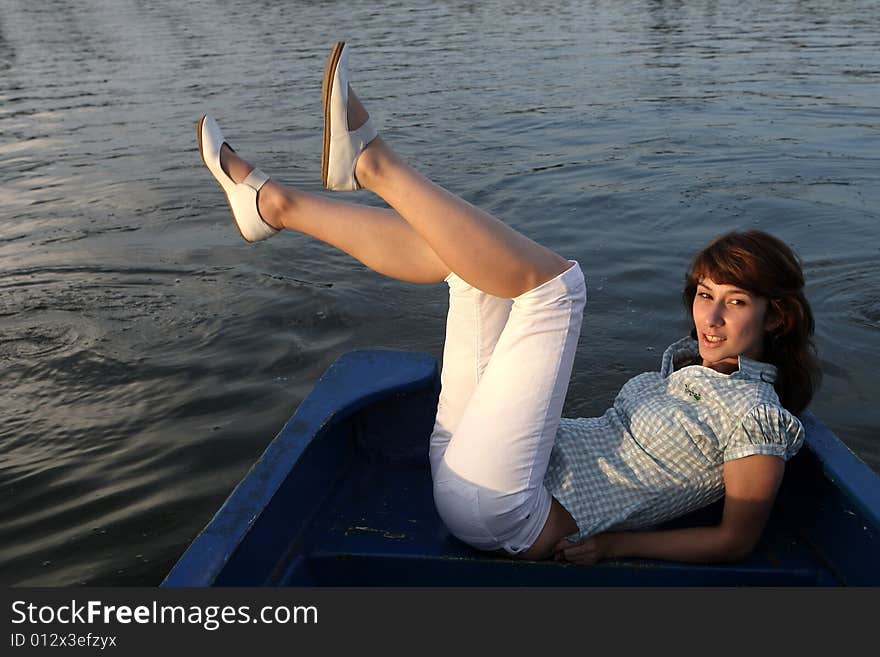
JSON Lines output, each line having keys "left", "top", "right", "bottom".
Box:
{"left": 1, "top": 0, "right": 878, "bottom": 585}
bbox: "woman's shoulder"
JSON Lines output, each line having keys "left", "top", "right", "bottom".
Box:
{"left": 723, "top": 400, "right": 805, "bottom": 462}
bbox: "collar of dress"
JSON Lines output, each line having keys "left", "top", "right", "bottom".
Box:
{"left": 659, "top": 336, "right": 778, "bottom": 384}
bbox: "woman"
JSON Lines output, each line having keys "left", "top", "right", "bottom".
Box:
{"left": 196, "top": 43, "right": 819, "bottom": 565}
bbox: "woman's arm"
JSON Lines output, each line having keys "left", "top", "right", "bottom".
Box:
{"left": 555, "top": 454, "right": 786, "bottom": 564}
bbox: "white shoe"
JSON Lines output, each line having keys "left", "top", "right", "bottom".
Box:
{"left": 197, "top": 115, "right": 279, "bottom": 243}
{"left": 322, "top": 42, "right": 378, "bottom": 191}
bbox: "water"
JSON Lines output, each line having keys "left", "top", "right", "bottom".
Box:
{"left": 1, "top": 0, "right": 878, "bottom": 586}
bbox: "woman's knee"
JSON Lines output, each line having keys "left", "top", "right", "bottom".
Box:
{"left": 514, "top": 260, "right": 586, "bottom": 308}
{"left": 563, "top": 261, "right": 587, "bottom": 304}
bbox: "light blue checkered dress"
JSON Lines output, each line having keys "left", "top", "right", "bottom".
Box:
{"left": 543, "top": 336, "right": 805, "bottom": 540}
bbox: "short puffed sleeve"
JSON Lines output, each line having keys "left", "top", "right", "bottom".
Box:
{"left": 723, "top": 403, "right": 805, "bottom": 462}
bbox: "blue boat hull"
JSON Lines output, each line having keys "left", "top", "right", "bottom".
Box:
{"left": 163, "top": 350, "right": 880, "bottom": 586}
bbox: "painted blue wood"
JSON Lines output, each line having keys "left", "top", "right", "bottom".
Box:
{"left": 777, "top": 412, "right": 879, "bottom": 585}
{"left": 162, "top": 349, "right": 438, "bottom": 586}
{"left": 162, "top": 350, "right": 880, "bottom": 587}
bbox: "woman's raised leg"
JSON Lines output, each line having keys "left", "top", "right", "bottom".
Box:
{"left": 355, "top": 134, "right": 570, "bottom": 298}
{"left": 343, "top": 93, "right": 570, "bottom": 298}
{"left": 219, "top": 144, "right": 451, "bottom": 284}
{"left": 332, "top": 85, "right": 583, "bottom": 560}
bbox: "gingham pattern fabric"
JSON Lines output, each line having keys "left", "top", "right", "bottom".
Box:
{"left": 543, "top": 336, "right": 805, "bottom": 540}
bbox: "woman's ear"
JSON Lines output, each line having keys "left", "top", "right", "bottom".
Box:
{"left": 764, "top": 300, "right": 787, "bottom": 333}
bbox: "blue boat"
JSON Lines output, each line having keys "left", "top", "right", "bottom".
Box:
{"left": 162, "top": 350, "right": 880, "bottom": 586}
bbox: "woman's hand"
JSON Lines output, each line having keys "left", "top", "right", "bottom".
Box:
{"left": 553, "top": 534, "right": 610, "bottom": 564}
{"left": 551, "top": 456, "right": 785, "bottom": 565}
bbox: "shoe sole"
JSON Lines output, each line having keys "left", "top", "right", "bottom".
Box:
{"left": 321, "top": 41, "right": 345, "bottom": 189}
{"left": 197, "top": 114, "right": 255, "bottom": 244}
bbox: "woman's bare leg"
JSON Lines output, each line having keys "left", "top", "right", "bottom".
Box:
{"left": 220, "top": 88, "right": 567, "bottom": 295}
{"left": 219, "top": 145, "right": 450, "bottom": 283}
{"left": 356, "top": 143, "right": 570, "bottom": 298}
{"left": 350, "top": 93, "right": 570, "bottom": 298}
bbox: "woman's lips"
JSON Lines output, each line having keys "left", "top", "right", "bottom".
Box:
{"left": 701, "top": 333, "right": 726, "bottom": 348}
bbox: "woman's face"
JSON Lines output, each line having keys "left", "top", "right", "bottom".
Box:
{"left": 692, "top": 277, "right": 770, "bottom": 374}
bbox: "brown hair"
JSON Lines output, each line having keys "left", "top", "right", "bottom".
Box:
{"left": 683, "top": 230, "right": 821, "bottom": 414}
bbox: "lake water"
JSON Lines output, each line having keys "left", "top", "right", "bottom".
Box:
{"left": 1, "top": 0, "right": 878, "bottom": 585}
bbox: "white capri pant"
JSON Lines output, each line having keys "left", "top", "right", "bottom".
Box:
{"left": 430, "top": 260, "right": 586, "bottom": 554}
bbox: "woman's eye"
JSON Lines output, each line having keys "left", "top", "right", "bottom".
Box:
{"left": 698, "top": 292, "right": 711, "bottom": 299}
{"left": 729, "top": 298, "right": 746, "bottom": 306}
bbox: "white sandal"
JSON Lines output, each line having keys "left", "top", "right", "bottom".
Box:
{"left": 197, "top": 114, "right": 279, "bottom": 243}
{"left": 322, "top": 42, "right": 378, "bottom": 191}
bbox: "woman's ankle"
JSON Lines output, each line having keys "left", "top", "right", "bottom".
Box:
{"left": 220, "top": 144, "right": 253, "bottom": 183}
{"left": 354, "top": 137, "right": 381, "bottom": 189}
{"left": 257, "top": 181, "right": 292, "bottom": 230}
{"left": 354, "top": 136, "right": 394, "bottom": 191}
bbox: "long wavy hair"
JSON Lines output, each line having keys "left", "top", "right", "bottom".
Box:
{"left": 682, "top": 230, "right": 821, "bottom": 414}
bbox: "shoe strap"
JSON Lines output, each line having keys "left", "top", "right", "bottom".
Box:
{"left": 350, "top": 118, "right": 377, "bottom": 151}
{"left": 242, "top": 168, "right": 269, "bottom": 191}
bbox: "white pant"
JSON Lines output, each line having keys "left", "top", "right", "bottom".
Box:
{"left": 430, "top": 261, "right": 586, "bottom": 554}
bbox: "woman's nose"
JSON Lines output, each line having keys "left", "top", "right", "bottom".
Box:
{"left": 705, "top": 305, "right": 725, "bottom": 327}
